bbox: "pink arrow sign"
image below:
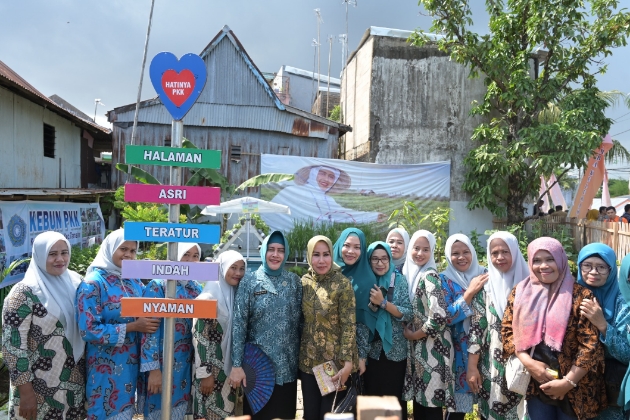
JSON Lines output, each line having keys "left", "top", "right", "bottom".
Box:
{"left": 124, "top": 184, "right": 220, "bottom": 205}
{"left": 122, "top": 260, "right": 219, "bottom": 282}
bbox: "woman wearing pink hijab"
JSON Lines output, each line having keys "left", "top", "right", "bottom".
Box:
{"left": 501, "top": 237, "right": 606, "bottom": 420}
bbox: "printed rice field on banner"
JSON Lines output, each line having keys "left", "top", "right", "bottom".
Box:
{"left": 260, "top": 154, "right": 451, "bottom": 233}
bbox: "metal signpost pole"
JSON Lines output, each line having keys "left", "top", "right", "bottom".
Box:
{"left": 161, "top": 119, "right": 183, "bottom": 419}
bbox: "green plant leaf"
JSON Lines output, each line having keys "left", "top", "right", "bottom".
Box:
{"left": 115, "top": 164, "right": 161, "bottom": 185}
{"left": 235, "top": 173, "right": 294, "bottom": 191}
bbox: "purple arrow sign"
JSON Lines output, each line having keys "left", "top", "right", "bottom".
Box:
{"left": 122, "top": 260, "right": 219, "bottom": 282}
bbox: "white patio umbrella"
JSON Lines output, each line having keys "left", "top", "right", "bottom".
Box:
{"left": 201, "top": 197, "right": 290, "bottom": 258}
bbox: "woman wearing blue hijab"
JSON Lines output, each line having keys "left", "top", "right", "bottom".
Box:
{"left": 229, "top": 231, "right": 302, "bottom": 419}
{"left": 578, "top": 243, "right": 630, "bottom": 420}
{"left": 362, "top": 241, "right": 412, "bottom": 412}
{"left": 333, "top": 227, "right": 377, "bottom": 375}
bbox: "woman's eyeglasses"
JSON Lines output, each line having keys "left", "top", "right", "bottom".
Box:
{"left": 370, "top": 257, "right": 389, "bottom": 265}
{"left": 579, "top": 263, "right": 610, "bottom": 274}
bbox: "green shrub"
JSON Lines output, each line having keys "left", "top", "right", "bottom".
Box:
{"left": 69, "top": 245, "right": 100, "bottom": 276}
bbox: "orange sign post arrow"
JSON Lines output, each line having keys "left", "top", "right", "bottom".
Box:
{"left": 121, "top": 297, "right": 217, "bottom": 319}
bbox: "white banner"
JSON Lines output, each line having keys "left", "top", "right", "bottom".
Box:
{"left": 0, "top": 201, "right": 105, "bottom": 287}
{"left": 260, "top": 155, "right": 451, "bottom": 233}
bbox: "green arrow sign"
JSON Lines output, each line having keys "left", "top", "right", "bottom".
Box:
{"left": 126, "top": 145, "right": 221, "bottom": 169}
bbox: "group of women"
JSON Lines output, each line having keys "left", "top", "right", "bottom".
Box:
{"left": 4, "top": 225, "right": 630, "bottom": 420}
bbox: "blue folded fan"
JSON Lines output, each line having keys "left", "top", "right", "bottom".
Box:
{"left": 242, "top": 343, "right": 275, "bottom": 414}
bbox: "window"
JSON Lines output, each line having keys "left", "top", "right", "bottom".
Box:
{"left": 230, "top": 145, "right": 241, "bottom": 162}
{"left": 43, "top": 124, "right": 55, "bottom": 158}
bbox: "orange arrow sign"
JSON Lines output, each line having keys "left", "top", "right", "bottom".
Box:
{"left": 121, "top": 297, "right": 217, "bottom": 319}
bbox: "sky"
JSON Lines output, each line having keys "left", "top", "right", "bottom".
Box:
{"left": 1, "top": 1, "right": 629, "bottom": 176}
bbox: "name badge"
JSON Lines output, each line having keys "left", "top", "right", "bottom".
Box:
{"left": 254, "top": 290, "right": 267, "bottom": 296}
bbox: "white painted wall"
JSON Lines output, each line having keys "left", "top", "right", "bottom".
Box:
{"left": 0, "top": 85, "right": 81, "bottom": 188}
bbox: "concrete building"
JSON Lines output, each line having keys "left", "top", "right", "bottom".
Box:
{"left": 107, "top": 26, "right": 350, "bottom": 190}
{"left": 312, "top": 87, "right": 340, "bottom": 119}
{"left": 0, "top": 59, "right": 112, "bottom": 201}
{"left": 340, "top": 26, "right": 493, "bottom": 235}
{"left": 272, "top": 65, "right": 341, "bottom": 115}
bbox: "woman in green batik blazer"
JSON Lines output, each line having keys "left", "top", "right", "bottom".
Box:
{"left": 299, "top": 235, "right": 358, "bottom": 420}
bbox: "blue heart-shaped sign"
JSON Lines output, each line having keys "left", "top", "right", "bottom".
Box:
{"left": 149, "top": 52, "right": 207, "bottom": 121}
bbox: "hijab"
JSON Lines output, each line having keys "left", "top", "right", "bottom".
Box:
{"left": 577, "top": 243, "right": 619, "bottom": 324}
{"left": 486, "top": 232, "right": 529, "bottom": 317}
{"left": 177, "top": 242, "right": 202, "bottom": 262}
{"left": 197, "top": 250, "right": 245, "bottom": 377}
{"left": 306, "top": 235, "right": 340, "bottom": 277}
{"left": 260, "top": 231, "right": 289, "bottom": 277}
{"left": 387, "top": 228, "right": 410, "bottom": 268}
{"left": 617, "top": 255, "right": 630, "bottom": 410}
{"left": 307, "top": 166, "right": 340, "bottom": 193}
{"left": 512, "top": 237, "right": 575, "bottom": 352}
{"left": 333, "top": 228, "right": 376, "bottom": 325}
{"left": 365, "top": 241, "right": 395, "bottom": 353}
{"left": 441, "top": 233, "right": 486, "bottom": 291}
{"left": 15, "top": 231, "right": 84, "bottom": 362}
{"left": 403, "top": 230, "right": 437, "bottom": 301}
{"left": 87, "top": 229, "right": 136, "bottom": 277}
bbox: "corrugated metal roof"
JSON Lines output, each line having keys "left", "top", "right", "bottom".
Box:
{"left": 282, "top": 65, "right": 341, "bottom": 85}
{"left": 0, "top": 60, "right": 111, "bottom": 135}
{"left": 108, "top": 25, "right": 351, "bottom": 136}
{"left": 0, "top": 188, "right": 115, "bottom": 196}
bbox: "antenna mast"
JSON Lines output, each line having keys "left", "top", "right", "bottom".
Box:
{"left": 315, "top": 8, "right": 324, "bottom": 106}
{"left": 341, "top": 0, "right": 357, "bottom": 69}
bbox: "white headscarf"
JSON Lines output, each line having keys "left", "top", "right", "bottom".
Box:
{"left": 441, "top": 234, "right": 486, "bottom": 333}
{"left": 307, "top": 166, "right": 340, "bottom": 193}
{"left": 87, "top": 229, "right": 135, "bottom": 277}
{"left": 15, "top": 231, "right": 84, "bottom": 362}
{"left": 177, "top": 242, "right": 202, "bottom": 262}
{"left": 196, "top": 250, "right": 246, "bottom": 376}
{"left": 441, "top": 233, "right": 486, "bottom": 291}
{"left": 387, "top": 228, "right": 410, "bottom": 268}
{"left": 485, "top": 231, "right": 528, "bottom": 317}
{"left": 403, "top": 230, "right": 437, "bottom": 300}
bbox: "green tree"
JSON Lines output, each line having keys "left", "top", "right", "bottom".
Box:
{"left": 595, "top": 177, "right": 629, "bottom": 198}
{"left": 413, "top": 0, "right": 630, "bottom": 223}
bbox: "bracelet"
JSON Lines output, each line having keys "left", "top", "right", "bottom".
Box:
{"left": 380, "top": 299, "right": 387, "bottom": 309}
{"left": 564, "top": 377, "right": 577, "bottom": 388}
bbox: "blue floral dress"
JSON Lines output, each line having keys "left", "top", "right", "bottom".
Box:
{"left": 76, "top": 268, "right": 145, "bottom": 420}
{"left": 138, "top": 279, "right": 202, "bottom": 420}
{"left": 440, "top": 274, "right": 485, "bottom": 414}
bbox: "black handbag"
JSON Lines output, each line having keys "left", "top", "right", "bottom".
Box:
{"left": 605, "top": 357, "right": 627, "bottom": 407}
{"left": 332, "top": 372, "right": 363, "bottom": 414}
{"left": 532, "top": 344, "right": 577, "bottom": 418}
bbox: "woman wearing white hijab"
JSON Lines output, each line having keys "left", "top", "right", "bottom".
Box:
{"left": 263, "top": 165, "right": 386, "bottom": 232}
{"left": 402, "top": 230, "right": 456, "bottom": 419}
{"left": 467, "top": 232, "right": 528, "bottom": 420}
{"left": 76, "top": 228, "right": 160, "bottom": 420}
{"left": 193, "top": 250, "right": 246, "bottom": 419}
{"left": 2, "top": 231, "right": 86, "bottom": 420}
{"left": 138, "top": 243, "right": 203, "bottom": 420}
{"left": 439, "top": 233, "right": 488, "bottom": 419}
{"left": 387, "top": 227, "right": 410, "bottom": 273}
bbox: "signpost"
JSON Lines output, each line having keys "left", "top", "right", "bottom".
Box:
{"left": 123, "top": 221, "right": 220, "bottom": 243}
{"left": 122, "top": 259, "right": 219, "bottom": 282}
{"left": 121, "top": 51, "right": 213, "bottom": 420}
{"left": 125, "top": 145, "right": 221, "bottom": 168}
{"left": 124, "top": 183, "right": 221, "bottom": 205}
{"left": 121, "top": 297, "right": 217, "bottom": 318}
